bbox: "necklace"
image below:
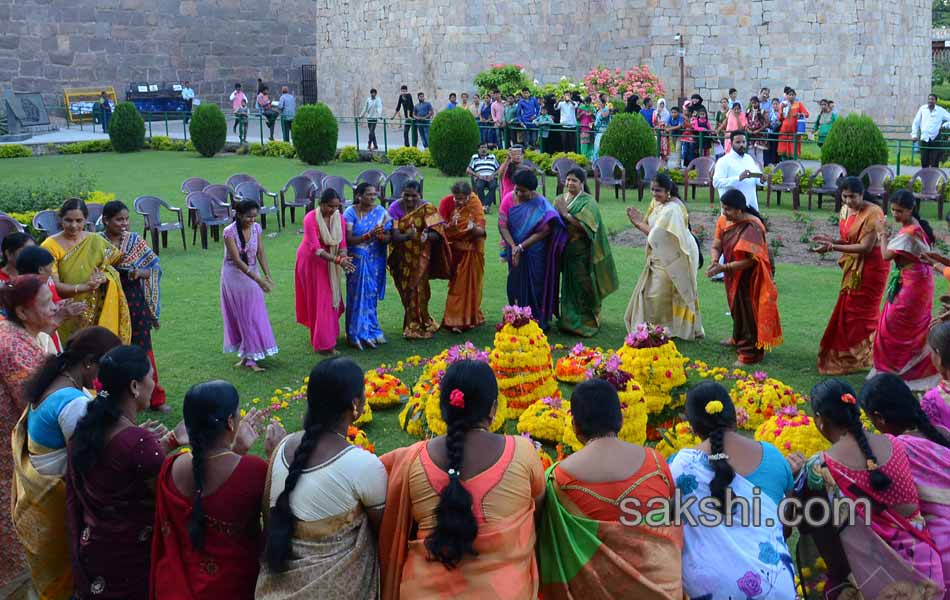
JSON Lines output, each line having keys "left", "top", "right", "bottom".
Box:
{"left": 331, "top": 430, "right": 349, "bottom": 443}
{"left": 63, "top": 371, "right": 83, "bottom": 390}
{"left": 204, "top": 449, "right": 235, "bottom": 460}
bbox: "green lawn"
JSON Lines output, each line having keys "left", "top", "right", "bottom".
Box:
{"left": 0, "top": 151, "right": 941, "bottom": 454}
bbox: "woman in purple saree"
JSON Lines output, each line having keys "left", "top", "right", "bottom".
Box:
{"left": 498, "top": 169, "right": 566, "bottom": 329}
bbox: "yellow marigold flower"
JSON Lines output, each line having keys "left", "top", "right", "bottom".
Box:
{"left": 705, "top": 400, "right": 724, "bottom": 415}
{"left": 815, "top": 558, "right": 827, "bottom": 570}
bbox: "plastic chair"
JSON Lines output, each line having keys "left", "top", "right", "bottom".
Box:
{"left": 301, "top": 170, "right": 327, "bottom": 187}
{"left": 32, "top": 210, "right": 62, "bottom": 235}
{"left": 766, "top": 160, "right": 805, "bottom": 209}
{"left": 635, "top": 156, "right": 664, "bottom": 202}
{"left": 355, "top": 169, "right": 389, "bottom": 203}
{"left": 388, "top": 171, "right": 418, "bottom": 201}
{"left": 551, "top": 158, "right": 580, "bottom": 196}
{"left": 280, "top": 176, "right": 316, "bottom": 227}
{"left": 520, "top": 159, "right": 547, "bottom": 198}
{"left": 858, "top": 165, "right": 895, "bottom": 210}
{"left": 807, "top": 163, "right": 847, "bottom": 211}
{"left": 682, "top": 157, "right": 716, "bottom": 203}
{"left": 226, "top": 173, "right": 258, "bottom": 204}
{"left": 234, "top": 181, "right": 280, "bottom": 231}
{"left": 187, "top": 191, "right": 232, "bottom": 249}
{"left": 203, "top": 184, "right": 231, "bottom": 209}
{"left": 133, "top": 196, "right": 186, "bottom": 255}
{"left": 910, "top": 167, "right": 949, "bottom": 220}
{"left": 322, "top": 175, "right": 355, "bottom": 203}
{"left": 593, "top": 156, "right": 627, "bottom": 203}
{"left": 84, "top": 203, "right": 104, "bottom": 232}
{"left": 181, "top": 177, "right": 211, "bottom": 227}
{"left": 0, "top": 213, "right": 26, "bottom": 248}
{"left": 391, "top": 166, "right": 425, "bottom": 196}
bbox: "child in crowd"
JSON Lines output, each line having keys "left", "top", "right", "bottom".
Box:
{"left": 922, "top": 321, "right": 950, "bottom": 430}
{"left": 690, "top": 106, "right": 714, "bottom": 158}
{"left": 504, "top": 95, "right": 521, "bottom": 147}
{"left": 666, "top": 106, "right": 684, "bottom": 163}
{"left": 533, "top": 105, "right": 554, "bottom": 146}
{"left": 235, "top": 99, "right": 249, "bottom": 144}
{"left": 679, "top": 105, "right": 696, "bottom": 166}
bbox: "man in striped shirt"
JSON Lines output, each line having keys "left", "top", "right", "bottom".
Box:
{"left": 466, "top": 143, "right": 500, "bottom": 212}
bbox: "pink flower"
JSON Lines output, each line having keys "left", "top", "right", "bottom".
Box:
{"left": 449, "top": 389, "right": 465, "bottom": 409}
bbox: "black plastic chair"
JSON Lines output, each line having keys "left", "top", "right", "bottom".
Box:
{"left": 234, "top": 181, "right": 280, "bottom": 231}
{"left": 187, "top": 191, "right": 232, "bottom": 249}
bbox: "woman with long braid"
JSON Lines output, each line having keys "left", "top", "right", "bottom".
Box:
{"left": 378, "top": 360, "right": 545, "bottom": 600}
{"left": 150, "top": 381, "right": 285, "bottom": 599}
{"left": 257, "top": 358, "right": 387, "bottom": 599}
{"left": 65, "top": 345, "right": 186, "bottom": 599}
{"left": 797, "top": 379, "right": 943, "bottom": 599}
{"left": 669, "top": 382, "right": 796, "bottom": 600}
{"left": 860, "top": 373, "right": 950, "bottom": 598}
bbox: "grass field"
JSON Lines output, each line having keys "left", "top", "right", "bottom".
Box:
{"left": 0, "top": 150, "right": 944, "bottom": 454}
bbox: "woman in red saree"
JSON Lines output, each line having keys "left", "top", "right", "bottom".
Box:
{"left": 438, "top": 181, "right": 486, "bottom": 332}
{"left": 815, "top": 177, "right": 889, "bottom": 374}
{"left": 872, "top": 190, "right": 939, "bottom": 390}
{"left": 707, "top": 189, "right": 782, "bottom": 365}
{"left": 777, "top": 88, "right": 808, "bottom": 158}
{"left": 150, "top": 381, "right": 284, "bottom": 600}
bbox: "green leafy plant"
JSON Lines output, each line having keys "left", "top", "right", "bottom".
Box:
{"left": 598, "top": 113, "right": 656, "bottom": 184}
{"left": 108, "top": 102, "right": 146, "bottom": 152}
{"left": 0, "top": 171, "right": 97, "bottom": 213}
{"left": 292, "top": 104, "right": 338, "bottom": 165}
{"left": 189, "top": 104, "right": 228, "bottom": 157}
{"left": 60, "top": 140, "right": 113, "bottom": 154}
{"left": 428, "top": 108, "right": 481, "bottom": 176}
{"left": 338, "top": 146, "right": 360, "bottom": 162}
{"left": 248, "top": 143, "right": 265, "bottom": 156}
{"left": 0, "top": 145, "right": 32, "bottom": 159}
{"left": 147, "top": 136, "right": 186, "bottom": 151}
{"left": 820, "top": 114, "right": 888, "bottom": 177}
{"left": 473, "top": 64, "right": 533, "bottom": 97}
{"left": 263, "top": 141, "right": 296, "bottom": 159}
{"left": 548, "top": 151, "right": 589, "bottom": 171}
{"left": 387, "top": 147, "right": 430, "bottom": 167}
{"left": 491, "top": 149, "right": 508, "bottom": 164}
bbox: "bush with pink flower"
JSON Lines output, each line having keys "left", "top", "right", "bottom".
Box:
{"left": 583, "top": 65, "right": 666, "bottom": 103}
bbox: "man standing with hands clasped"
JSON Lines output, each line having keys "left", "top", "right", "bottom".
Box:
{"left": 712, "top": 130, "right": 764, "bottom": 211}
{"left": 912, "top": 93, "right": 950, "bottom": 168}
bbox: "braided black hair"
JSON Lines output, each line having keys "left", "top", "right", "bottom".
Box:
{"left": 232, "top": 199, "right": 260, "bottom": 264}
{"left": 182, "top": 380, "right": 241, "bottom": 550}
{"left": 685, "top": 381, "right": 738, "bottom": 513}
{"left": 859, "top": 373, "right": 950, "bottom": 449}
{"left": 890, "top": 189, "right": 935, "bottom": 244}
{"left": 425, "top": 360, "right": 498, "bottom": 568}
{"left": 265, "top": 357, "right": 364, "bottom": 572}
{"left": 69, "top": 345, "right": 151, "bottom": 481}
{"left": 25, "top": 326, "right": 122, "bottom": 407}
{"left": 810, "top": 379, "right": 891, "bottom": 491}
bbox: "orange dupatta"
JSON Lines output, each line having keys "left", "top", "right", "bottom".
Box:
{"left": 379, "top": 442, "right": 426, "bottom": 600}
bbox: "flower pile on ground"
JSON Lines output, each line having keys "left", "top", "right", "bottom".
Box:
{"left": 517, "top": 394, "right": 568, "bottom": 444}
{"left": 490, "top": 306, "right": 558, "bottom": 417}
{"left": 520, "top": 434, "right": 559, "bottom": 469}
{"left": 731, "top": 371, "right": 803, "bottom": 430}
{"left": 347, "top": 425, "right": 375, "bottom": 454}
{"left": 365, "top": 370, "right": 409, "bottom": 409}
{"left": 355, "top": 402, "right": 372, "bottom": 426}
{"left": 655, "top": 421, "right": 701, "bottom": 458}
{"left": 754, "top": 407, "right": 829, "bottom": 458}
{"left": 615, "top": 323, "right": 688, "bottom": 415}
{"left": 554, "top": 343, "right": 602, "bottom": 383}
{"left": 688, "top": 360, "right": 749, "bottom": 383}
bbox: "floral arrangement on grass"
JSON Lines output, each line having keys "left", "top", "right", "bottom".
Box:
{"left": 365, "top": 370, "right": 409, "bottom": 409}
{"left": 655, "top": 421, "right": 702, "bottom": 458}
{"left": 688, "top": 360, "right": 749, "bottom": 382}
{"left": 355, "top": 402, "right": 372, "bottom": 426}
{"left": 615, "top": 323, "right": 688, "bottom": 414}
{"left": 554, "top": 343, "right": 602, "bottom": 383}
{"left": 490, "top": 306, "right": 558, "bottom": 417}
{"left": 517, "top": 394, "right": 569, "bottom": 444}
{"left": 754, "top": 407, "right": 829, "bottom": 458}
{"left": 347, "top": 425, "right": 375, "bottom": 454}
{"left": 520, "top": 434, "right": 561, "bottom": 469}
{"left": 731, "top": 371, "right": 803, "bottom": 431}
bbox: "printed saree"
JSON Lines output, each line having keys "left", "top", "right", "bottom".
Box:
{"left": 506, "top": 194, "right": 566, "bottom": 329}
{"left": 344, "top": 205, "right": 391, "bottom": 345}
{"left": 438, "top": 193, "right": 486, "bottom": 331}
{"left": 558, "top": 192, "right": 618, "bottom": 337}
{"left": 41, "top": 234, "right": 130, "bottom": 344}
{"left": 817, "top": 203, "right": 888, "bottom": 375}
{"left": 626, "top": 198, "right": 703, "bottom": 340}
{"left": 387, "top": 201, "right": 450, "bottom": 339}
{"left": 538, "top": 463, "right": 684, "bottom": 600}
{"left": 717, "top": 215, "right": 782, "bottom": 363}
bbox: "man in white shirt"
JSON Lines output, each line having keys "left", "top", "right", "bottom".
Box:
{"left": 360, "top": 88, "right": 384, "bottom": 150}
{"left": 181, "top": 81, "right": 195, "bottom": 124}
{"left": 555, "top": 91, "right": 578, "bottom": 152}
{"left": 912, "top": 93, "right": 950, "bottom": 168}
{"left": 713, "top": 130, "right": 764, "bottom": 211}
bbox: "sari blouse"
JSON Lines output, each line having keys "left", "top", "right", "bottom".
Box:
{"left": 838, "top": 203, "right": 886, "bottom": 291}
{"left": 387, "top": 200, "right": 451, "bottom": 287}
{"left": 438, "top": 192, "right": 486, "bottom": 254}
{"left": 104, "top": 231, "right": 161, "bottom": 322}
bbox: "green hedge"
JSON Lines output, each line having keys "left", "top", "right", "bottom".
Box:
{"left": 146, "top": 136, "right": 187, "bottom": 151}
{"left": 292, "top": 104, "right": 338, "bottom": 165}
{"left": 387, "top": 147, "right": 431, "bottom": 166}
{"left": 428, "top": 108, "right": 480, "bottom": 176}
{"left": 189, "top": 104, "right": 228, "bottom": 157}
{"left": 60, "top": 140, "right": 113, "bottom": 154}
{"left": 263, "top": 141, "right": 296, "bottom": 159}
{"left": 0, "top": 171, "right": 97, "bottom": 213}
{"left": 338, "top": 146, "right": 360, "bottom": 162}
{"left": 108, "top": 102, "right": 145, "bottom": 152}
{"left": 820, "top": 114, "right": 888, "bottom": 177}
{"left": 0, "top": 145, "right": 32, "bottom": 159}
{"left": 597, "top": 113, "right": 657, "bottom": 184}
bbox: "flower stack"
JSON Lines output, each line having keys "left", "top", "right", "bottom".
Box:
{"left": 346, "top": 425, "right": 375, "bottom": 454}
{"left": 489, "top": 306, "right": 559, "bottom": 418}
{"left": 517, "top": 394, "right": 569, "bottom": 444}
{"left": 554, "top": 343, "right": 602, "bottom": 383}
{"left": 615, "top": 323, "right": 688, "bottom": 414}
{"left": 365, "top": 370, "right": 409, "bottom": 409}
{"left": 655, "top": 421, "right": 702, "bottom": 458}
{"left": 731, "top": 371, "right": 803, "bottom": 431}
{"left": 754, "top": 407, "right": 829, "bottom": 458}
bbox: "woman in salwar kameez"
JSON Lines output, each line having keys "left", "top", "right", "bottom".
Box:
{"left": 344, "top": 183, "right": 391, "bottom": 349}
{"left": 554, "top": 168, "right": 618, "bottom": 337}
{"left": 625, "top": 173, "right": 703, "bottom": 340}
{"left": 438, "top": 182, "right": 486, "bottom": 332}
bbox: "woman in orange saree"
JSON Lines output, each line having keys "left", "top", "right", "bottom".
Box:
{"left": 707, "top": 189, "right": 782, "bottom": 365}
{"left": 378, "top": 360, "right": 545, "bottom": 600}
{"left": 815, "top": 177, "right": 889, "bottom": 375}
{"left": 438, "top": 182, "right": 486, "bottom": 332}
{"left": 777, "top": 88, "right": 808, "bottom": 158}
{"left": 387, "top": 181, "right": 451, "bottom": 339}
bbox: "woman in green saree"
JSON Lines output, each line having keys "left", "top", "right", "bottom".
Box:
{"left": 555, "top": 167, "right": 619, "bottom": 336}
{"left": 40, "top": 198, "right": 130, "bottom": 344}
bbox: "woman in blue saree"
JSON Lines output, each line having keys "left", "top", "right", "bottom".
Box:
{"left": 498, "top": 169, "right": 566, "bottom": 329}
{"left": 344, "top": 182, "right": 392, "bottom": 350}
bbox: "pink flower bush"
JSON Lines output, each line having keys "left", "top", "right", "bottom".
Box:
{"left": 583, "top": 65, "right": 666, "bottom": 103}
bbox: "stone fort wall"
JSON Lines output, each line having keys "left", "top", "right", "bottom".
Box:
{"left": 0, "top": 0, "right": 931, "bottom": 127}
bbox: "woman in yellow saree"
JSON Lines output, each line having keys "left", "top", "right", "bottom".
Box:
{"left": 40, "top": 198, "right": 130, "bottom": 344}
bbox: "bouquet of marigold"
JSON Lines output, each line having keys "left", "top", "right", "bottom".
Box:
{"left": 354, "top": 401, "right": 372, "bottom": 426}
{"left": 555, "top": 343, "right": 601, "bottom": 383}
{"left": 517, "top": 394, "right": 569, "bottom": 444}
{"left": 365, "top": 370, "right": 409, "bottom": 409}
{"left": 731, "top": 372, "right": 803, "bottom": 430}
{"left": 754, "top": 407, "right": 830, "bottom": 458}
{"left": 346, "top": 425, "right": 375, "bottom": 454}
{"left": 490, "top": 306, "right": 557, "bottom": 417}
{"left": 655, "top": 421, "right": 701, "bottom": 458}
{"left": 616, "top": 323, "right": 688, "bottom": 414}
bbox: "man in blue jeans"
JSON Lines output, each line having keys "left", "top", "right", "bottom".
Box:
{"left": 517, "top": 87, "right": 540, "bottom": 149}
{"left": 413, "top": 92, "right": 434, "bottom": 148}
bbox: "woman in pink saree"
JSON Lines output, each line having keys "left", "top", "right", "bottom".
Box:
{"left": 860, "top": 373, "right": 950, "bottom": 599}
{"left": 871, "top": 191, "right": 939, "bottom": 390}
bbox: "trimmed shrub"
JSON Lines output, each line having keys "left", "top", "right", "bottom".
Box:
{"left": 292, "top": 103, "right": 338, "bottom": 165}
{"left": 339, "top": 145, "right": 360, "bottom": 162}
{"left": 248, "top": 143, "right": 265, "bottom": 156}
{"left": 428, "top": 108, "right": 480, "bottom": 175}
{"left": 263, "top": 141, "right": 296, "bottom": 159}
{"left": 491, "top": 149, "right": 508, "bottom": 164}
{"left": 60, "top": 140, "right": 113, "bottom": 154}
{"left": 387, "top": 147, "right": 429, "bottom": 166}
{"left": 0, "top": 171, "right": 97, "bottom": 213}
{"left": 189, "top": 104, "right": 228, "bottom": 157}
{"left": 147, "top": 136, "right": 186, "bottom": 151}
{"left": 597, "top": 113, "right": 657, "bottom": 184}
{"left": 525, "top": 149, "right": 553, "bottom": 173}
{"left": 0, "top": 145, "right": 32, "bottom": 159}
{"left": 820, "top": 114, "right": 888, "bottom": 177}
{"left": 108, "top": 102, "right": 145, "bottom": 152}
{"left": 549, "top": 151, "right": 589, "bottom": 170}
